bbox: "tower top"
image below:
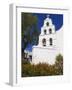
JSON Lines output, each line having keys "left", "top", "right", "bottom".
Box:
{"left": 47, "top": 15, "right": 50, "bottom": 18}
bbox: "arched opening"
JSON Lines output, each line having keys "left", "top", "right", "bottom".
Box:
{"left": 42, "top": 38, "right": 46, "bottom": 46}
{"left": 44, "top": 29, "right": 47, "bottom": 34}
{"left": 49, "top": 38, "right": 53, "bottom": 46}
{"left": 49, "top": 28, "right": 52, "bottom": 34}
{"left": 46, "top": 22, "right": 49, "bottom": 26}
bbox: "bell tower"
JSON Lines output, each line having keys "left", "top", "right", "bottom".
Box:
{"left": 32, "top": 15, "right": 57, "bottom": 65}
{"left": 38, "top": 15, "right": 56, "bottom": 48}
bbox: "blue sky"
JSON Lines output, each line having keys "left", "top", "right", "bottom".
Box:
{"left": 33, "top": 13, "right": 63, "bottom": 31}
{"left": 24, "top": 13, "right": 63, "bottom": 52}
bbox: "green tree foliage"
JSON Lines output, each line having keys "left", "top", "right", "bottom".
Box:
{"left": 22, "top": 54, "right": 63, "bottom": 77}
{"left": 21, "top": 13, "right": 40, "bottom": 52}
{"left": 55, "top": 54, "right": 63, "bottom": 74}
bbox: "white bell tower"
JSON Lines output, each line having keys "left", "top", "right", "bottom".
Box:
{"left": 38, "top": 15, "right": 56, "bottom": 48}
{"left": 32, "top": 15, "right": 57, "bottom": 65}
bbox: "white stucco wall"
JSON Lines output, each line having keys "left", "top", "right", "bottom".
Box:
{"left": 56, "top": 27, "right": 63, "bottom": 55}
{"left": 32, "top": 46, "right": 57, "bottom": 65}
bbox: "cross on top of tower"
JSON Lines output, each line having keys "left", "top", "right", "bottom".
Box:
{"left": 47, "top": 15, "right": 50, "bottom": 18}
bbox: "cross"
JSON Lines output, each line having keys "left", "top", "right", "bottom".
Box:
{"left": 47, "top": 15, "right": 50, "bottom": 18}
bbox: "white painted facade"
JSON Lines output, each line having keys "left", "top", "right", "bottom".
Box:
{"left": 32, "top": 15, "right": 63, "bottom": 65}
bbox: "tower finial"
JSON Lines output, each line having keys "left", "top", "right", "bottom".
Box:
{"left": 47, "top": 15, "right": 50, "bottom": 18}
